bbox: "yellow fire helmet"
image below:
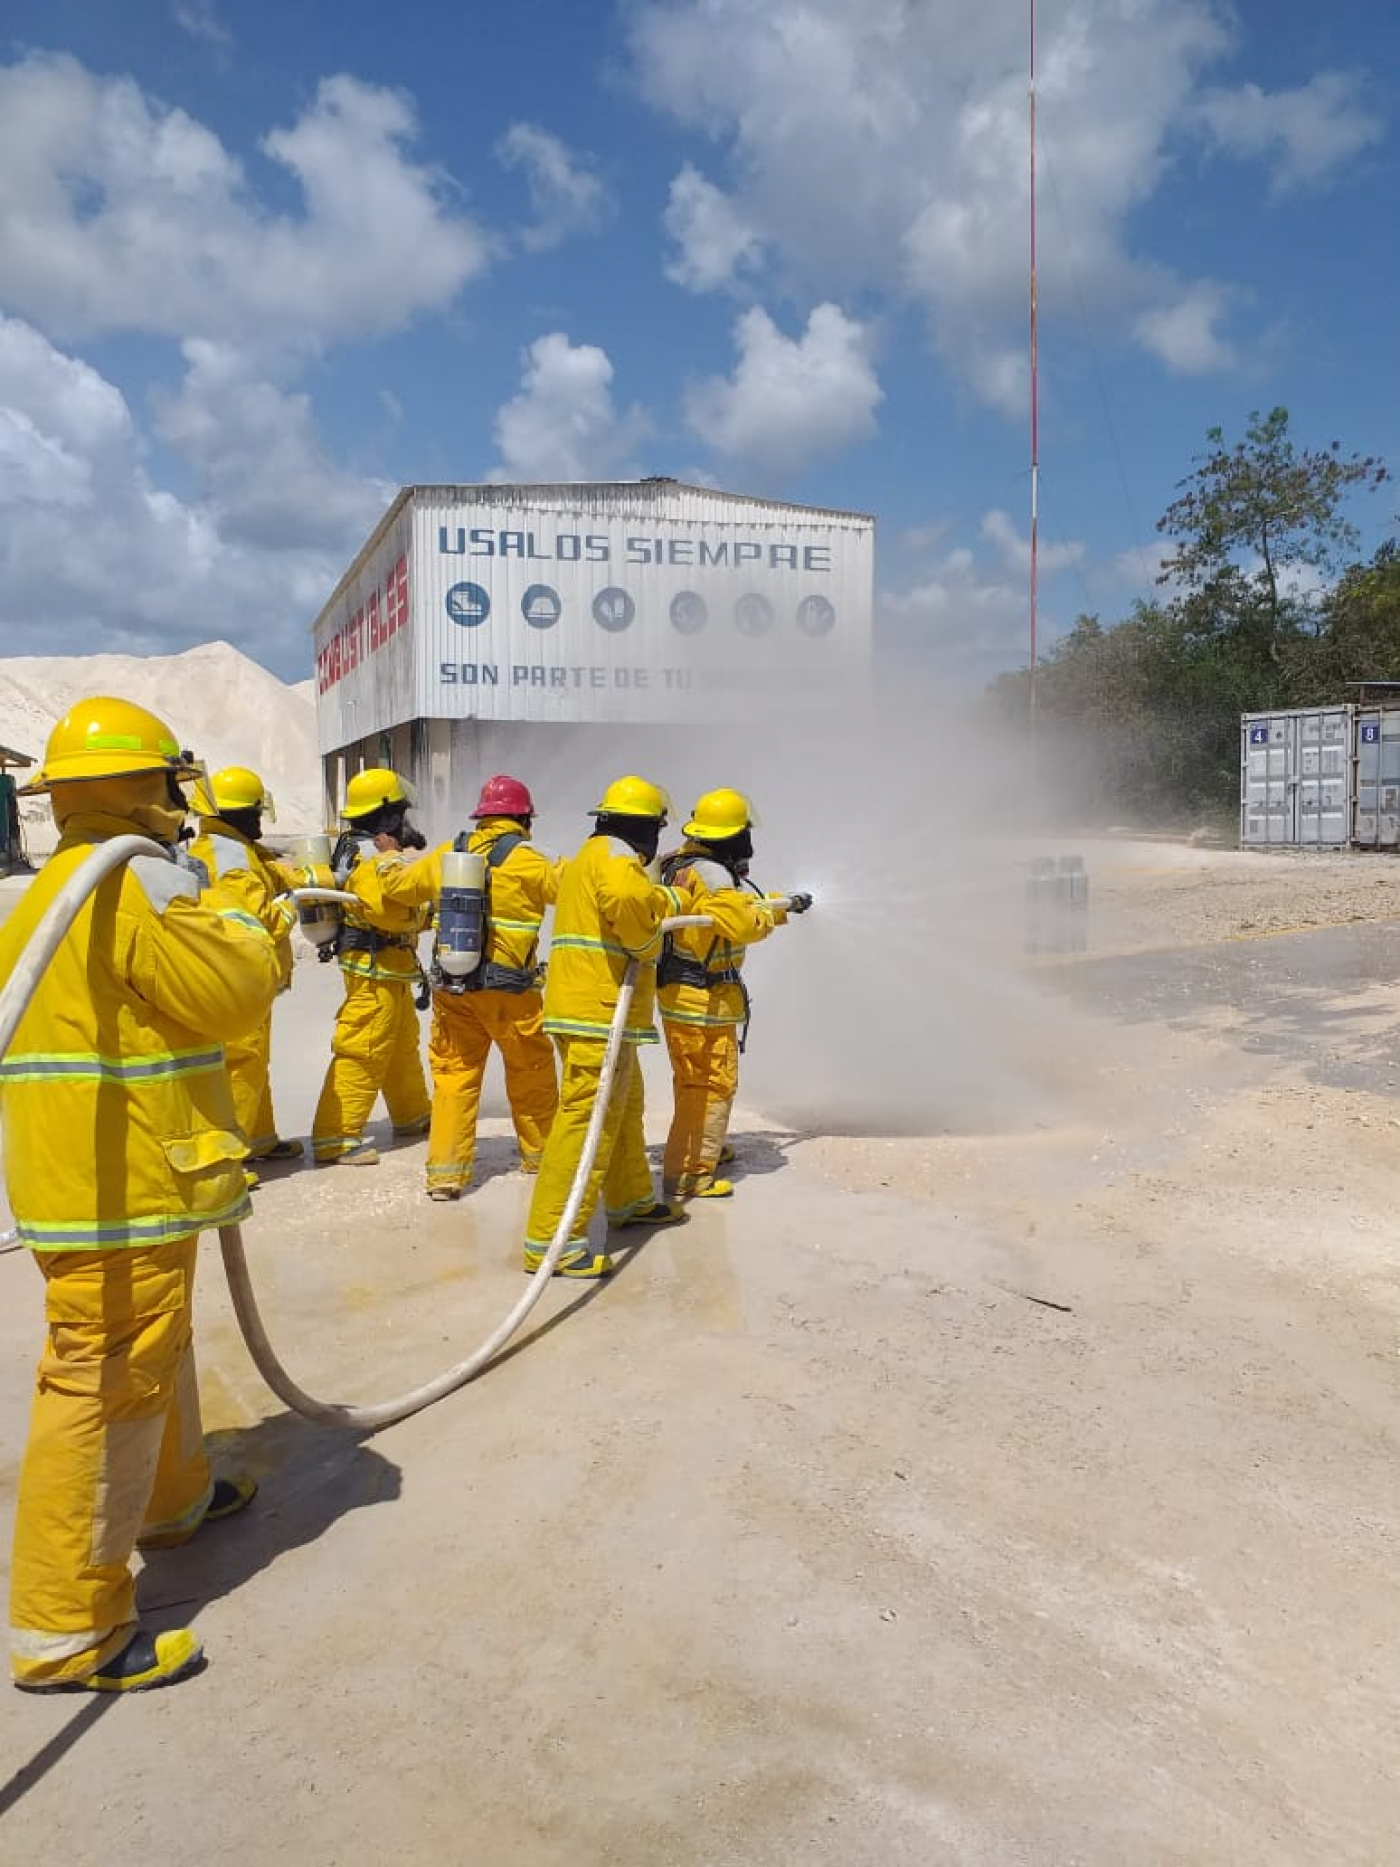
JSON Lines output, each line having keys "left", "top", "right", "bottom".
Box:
{"left": 191, "top": 765, "right": 275, "bottom": 821}
{"left": 590, "top": 775, "right": 670, "bottom": 822}
{"left": 683, "top": 788, "right": 758, "bottom": 842}
{"left": 19, "top": 697, "right": 203, "bottom": 795}
{"left": 343, "top": 767, "right": 417, "bottom": 822}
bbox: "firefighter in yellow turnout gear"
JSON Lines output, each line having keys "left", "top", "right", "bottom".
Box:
{"left": 659, "top": 789, "right": 812, "bottom": 1200}
{"left": 188, "top": 766, "right": 300, "bottom": 1169}
{"left": 523, "top": 776, "right": 698, "bottom": 1278}
{"left": 312, "top": 769, "right": 432, "bottom": 1165}
{"left": 1, "top": 698, "right": 282, "bottom": 1693}
{"left": 376, "top": 774, "right": 564, "bottom": 1198}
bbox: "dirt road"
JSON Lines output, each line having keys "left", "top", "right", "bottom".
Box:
{"left": 2, "top": 845, "right": 1398, "bottom": 1864}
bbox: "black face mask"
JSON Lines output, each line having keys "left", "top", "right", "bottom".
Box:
{"left": 223, "top": 807, "right": 263, "bottom": 843}
{"left": 709, "top": 829, "right": 754, "bottom": 867}
{"left": 375, "top": 805, "right": 426, "bottom": 850}
{"left": 595, "top": 813, "right": 663, "bottom": 862}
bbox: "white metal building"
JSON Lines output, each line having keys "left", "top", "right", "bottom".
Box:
{"left": 310, "top": 480, "right": 874, "bottom": 829}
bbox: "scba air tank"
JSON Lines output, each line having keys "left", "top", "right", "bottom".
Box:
{"left": 436, "top": 848, "right": 487, "bottom": 980}
{"left": 286, "top": 834, "right": 340, "bottom": 949}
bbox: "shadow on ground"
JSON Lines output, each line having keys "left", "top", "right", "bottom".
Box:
{"left": 1050, "top": 919, "right": 1400, "bottom": 1092}
{"left": 138, "top": 1411, "right": 402, "bottom": 1622}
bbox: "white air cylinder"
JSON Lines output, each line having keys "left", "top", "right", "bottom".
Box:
{"left": 436, "top": 848, "right": 487, "bottom": 978}
{"left": 287, "top": 833, "right": 339, "bottom": 948}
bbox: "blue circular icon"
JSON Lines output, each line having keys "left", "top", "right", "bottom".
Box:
{"left": 734, "top": 593, "right": 773, "bottom": 637}
{"left": 521, "top": 584, "right": 562, "bottom": 630}
{"left": 592, "top": 587, "right": 635, "bottom": 633}
{"left": 670, "top": 591, "right": 708, "bottom": 635}
{"left": 446, "top": 582, "right": 491, "bottom": 628}
{"left": 796, "top": 594, "right": 836, "bottom": 638}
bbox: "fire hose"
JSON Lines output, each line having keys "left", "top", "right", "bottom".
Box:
{"left": 0, "top": 834, "right": 791, "bottom": 1431}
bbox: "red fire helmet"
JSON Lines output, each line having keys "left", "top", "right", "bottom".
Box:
{"left": 471, "top": 773, "right": 535, "bottom": 819}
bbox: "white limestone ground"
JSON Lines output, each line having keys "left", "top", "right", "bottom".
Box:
{"left": 2, "top": 843, "right": 1399, "bottom": 1863}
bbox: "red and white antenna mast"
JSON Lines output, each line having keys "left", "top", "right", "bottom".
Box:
{"left": 1028, "top": 0, "right": 1040, "bottom": 726}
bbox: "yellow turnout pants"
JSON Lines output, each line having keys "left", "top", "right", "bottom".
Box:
{"left": 9, "top": 1235, "right": 213, "bottom": 1687}
{"left": 662, "top": 1021, "right": 740, "bottom": 1193}
{"left": 226, "top": 1013, "right": 278, "bottom": 1156}
{"left": 313, "top": 971, "right": 429, "bottom": 1160}
{"left": 523, "top": 1039, "right": 655, "bottom": 1252}
{"left": 426, "top": 987, "right": 557, "bottom": 1191}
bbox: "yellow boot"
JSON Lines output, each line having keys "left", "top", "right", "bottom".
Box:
{"left": 17, "top": 1628, "right": 204, "bottom": 1695}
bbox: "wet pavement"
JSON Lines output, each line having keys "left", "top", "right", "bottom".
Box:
{"left": 1049, "top": 919, "right": 1400, "bottom": 1093}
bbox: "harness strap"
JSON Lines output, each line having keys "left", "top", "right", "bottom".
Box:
{"left": 339, "top": 926, "right": 414, "bottom": 955}
{"left": 434, "top": 832, "right": 535, "bottom": 993}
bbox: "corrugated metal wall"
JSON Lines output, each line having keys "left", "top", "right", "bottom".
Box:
{"left": 311, "top": 481, "right": 875, "bottom": 812}
{"left": 412, "top": 483, "right": 873, "bottom": 728}
{"left": 312, "top": 497, "right": 416, "bottom": 755}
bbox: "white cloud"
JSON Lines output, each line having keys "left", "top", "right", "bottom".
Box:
{"left": 882, "top": 505, "right": 1117, "bottom": 682}
{"left": 495, "top": 122, "right": 611, "bottom": 252}
{"left": 0, "top": 317, "right": 381, "bottom": 671}
{"left": 153, "top": 340, "right": 393, "bottom": 550}
{"left": 879, "top": 548, "right": 1032, "bottom": 686}
{"left": 663, "top": 165, "right": 763, "bottom": 292}
{"left": 627, "top": 0, "right": 1370, "bottom": 405}
{"left": 0, "top": 54, "right": 490, "bottom": 347}
{"left": 1193, "top": 72, "right": 1383, "bottom": 189}
{"left": 684, "top": 303, "right": 881, "bottom": 478}
{"left": 1104, "top": 541, "right": 1167, "bottom": 591}
{"left": 982, "top": 508, "right": 1085, "bottom": 575}
{"left": 171, "top": 0, "right": 231, "bottom": 48}
{"left": 489, "top": 333, "right": 650, "bottom": 482}
{"left": 1135, "top": 283, "right": 1237, "bottom": 374}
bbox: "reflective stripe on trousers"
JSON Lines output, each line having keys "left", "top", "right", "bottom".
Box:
{"left": 427, "top": 989, "right": 557, "bottom": 1190}
{"left": 662, "top": 1021, "right": 740, "bottom": 1190}
{"left": 9, "top": 1235, "right": 212, "bottom": 1686}
{"left": 523, "top": 1039, "right": 654, "bottom": 1251}
{"left": 312, "top": 971, "right": 429, "bottom": 1159}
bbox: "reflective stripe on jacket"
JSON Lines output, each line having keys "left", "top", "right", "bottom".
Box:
{"left": 188, "top": 817, "right": 295, "bottom": 992}
{"left": 657, "top": 853, "right": 781, "bottom": 1030}
{"left": 337, "top": 838, "right": 430, "bottom": 984}
{"left": 543, "top": 834, "right": 689, "bottom": 1045}
{"left": 0, "top": 811, "right": 282, "bottom": 1250}
{"left": 380, "top": 818, "right": 564, "bottom": 975}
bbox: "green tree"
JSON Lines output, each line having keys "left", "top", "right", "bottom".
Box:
{"left": 1289, "top": 540, "right": 1400, "bottom": 700}
{"left": 1157, "top": 406, "right": 1387, "bottom": 662}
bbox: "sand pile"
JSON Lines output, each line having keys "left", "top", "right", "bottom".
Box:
{"left": 0, "top": 641, "right": 322, "bottom": 855}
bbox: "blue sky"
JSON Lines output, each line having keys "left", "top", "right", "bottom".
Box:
{"left": 0, "top": 0, "right": 1395, "bottom": 684}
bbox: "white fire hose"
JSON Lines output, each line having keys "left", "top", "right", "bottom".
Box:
{"left": 0, "top": 835, "right": 749, "bottom": 1431}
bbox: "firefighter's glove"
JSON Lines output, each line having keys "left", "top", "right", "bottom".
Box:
{"left": 414, "top": 976, "right": 431, "bottom": 1012}
{"left": 788, "top": 892, "right": 814, "bottom": 914}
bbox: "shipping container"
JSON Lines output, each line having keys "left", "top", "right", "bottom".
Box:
{"left": 1351, "top": 705, "right": 1400, "bottom": 847}
{"left": 311, "top": 481, "right": 875, "bottom": 769}
{"left": 1240, "top": 707, "right": 1352, "bottom": 848}
{"left": 1240, "top": 704, "right": 1400, "bottom": 849}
